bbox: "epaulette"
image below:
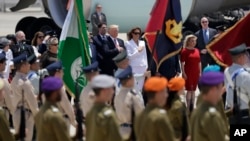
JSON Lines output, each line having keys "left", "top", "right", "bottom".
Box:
{"left": 103, "top": 109, "right": 112, "bottom": 117}
{"left": 130, "top": 89, "right": 137, "bottom": 95}
{"left": 51, "top": 106, "right": 59, "bottom": 113}
{"left": 159, "top": 109, "right": 166, "bottom": 114}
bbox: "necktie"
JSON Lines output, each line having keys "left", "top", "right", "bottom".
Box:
{"left": 114, "top": 39, "right": 118, "bottom": 48}
{"left": 203, "top": 29, "right": 209, "bottom": 44}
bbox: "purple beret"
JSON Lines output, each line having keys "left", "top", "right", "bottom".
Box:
{"left": 199, "top": 72, "right": 224, "bottom": 86}
{"left": 42, "top": 77, "right": 63, "bottom": 92}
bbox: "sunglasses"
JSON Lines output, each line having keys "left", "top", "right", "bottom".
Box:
{"left": 38, "top": 36, "right": 44, "bottom": 39}
{"left": 133, "top": 32, "right": 141, "bottom": 35}
{"left": 51, "top": 44, "right": 58, "bottom": 46}
{"left": 202, "top": 21, "right": 208, "bottom": 23}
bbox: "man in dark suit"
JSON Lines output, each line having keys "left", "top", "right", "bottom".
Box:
{"left": 91, "top": 4, "right": 107, "bottom": 36}
{"left": 92, "top": 24, "right": 125, "bottom": 76}
{"left": 195, "top": 17, "right": 217, "bottom": 70}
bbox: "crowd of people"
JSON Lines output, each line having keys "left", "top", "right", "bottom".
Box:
{"left": 0, "top": 3, "right": 249, "bottom": 141}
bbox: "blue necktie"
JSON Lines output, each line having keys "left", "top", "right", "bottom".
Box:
{"left": 203, "top": 29, "right": 209, "bottom": 44}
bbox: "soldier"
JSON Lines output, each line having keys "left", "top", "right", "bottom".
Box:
{"left": 166, "top": 77, "right": 190, "bottom": 141}
{"left": 0, "top": 53, "right": 15, "bottom": 121}
{"left": 224, "top": 43, "right": 250, "bottom": 124}
{"left": 46, "top": 61, "right": 76, "bottom": 127}
{"left": 135, "top": 77, "right": 176, "bottom": 141}
{"left": 27, "top": 55, "right": 40, "bottom": 95}
{"left": 80, "top": 61, "right": 100, "bottom": 117}
{"left": 0, "top": 79, "right": 15, "bottom": 141}
{"left": 191, "top": 72, "right": 229, "bottom": 141}
{"left": 10, "top": 53, "right": 38, "bottom": 141}
{"left": 85, "top": 75, "right": 123, "bottom": 141}
{"left": 35, "top": 77, "right": 72, "bottom": 141}
{"left": 114, "top": 65, "right": 144, "bottom": 140}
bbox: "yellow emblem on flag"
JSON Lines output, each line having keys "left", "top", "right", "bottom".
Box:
{"left": 165, "top": 20, "right": 182, "bottom": 44}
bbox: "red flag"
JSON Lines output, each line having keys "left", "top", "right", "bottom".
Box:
{"left": 207, "top": 14, "right": 250, "bottom": 67}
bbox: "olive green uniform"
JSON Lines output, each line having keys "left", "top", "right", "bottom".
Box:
{"left": 135, "top": 104, "right": 176, "bottom": 141}
{"left": 191, "top": 101, "right": 229, "bottom": 141}
{"left": 0, "top": 107, "right": 15, "bottom": 141}
{"left": 35, "top": 101, "right": 72, "bottom": 141}
{"left": 85, "top": 103, "right": 123, "bottom": 141}
{"left": 167, "top": 95, "right": 190, "bottom": 139}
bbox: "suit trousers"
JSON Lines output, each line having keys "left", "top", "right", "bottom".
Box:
{"left": 13, "top": 109, "right": 34, "bottom": 141}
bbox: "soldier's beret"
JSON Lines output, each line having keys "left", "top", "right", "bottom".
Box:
{"left": 27, "top": 54, "right": 37, "bottom": 64}
{"left": 199, "top": 72, "right": 224, "bottom": 86}
{"left": 203, "top": 65, "right": 220, "bottom": 73}
{"left": 112, "top": 50, "right": 127, "bottom": 63}
{"left": 144, "top": 77, "right": 168, "bottom": 92}
{"left": 0, "top": 53, "right": 6, "bottom": 62}
{"left": 46, "top": 61, "right": 63, "bottom": 72}
{"left": 42, "top": 77, "right": 63, "bottom": 92}
{"left": 0, "top": 79, "right": 4, "bottom": 90}
{"left": 228, "top": 43, "right": 248, "bottom": 56}
{"left": 116, "top": 65, "right": 133, "bottom": 80}
{"left": 168, "top": 77, "right": 185, "bottom": 91}
{"left": 82, "top": 61, "right": 100, "bottom": 73}
{"left": 12, "top": 53, "right": 30, "bottom": 64}
{"left": 91, "top": 75, "right": 115, "bottom": 89}
{"left": 0, "top": 38, "right": 10, "bottom": 48}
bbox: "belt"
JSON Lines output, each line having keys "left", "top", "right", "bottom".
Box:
{"left": 120, "top": 123, "right": 132, "bottom": 127}
{"left": 17, "top": 107, "right": 32, "bottom": 113}
{"left": 238, "top": 109, "right": 249, "bottom": 117}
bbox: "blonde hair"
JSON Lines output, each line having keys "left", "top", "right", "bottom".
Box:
{"left": 183, "top": 34, "right": 197, "bottom": 47}
{"left": 108, "top": 24, "right": 119, "bottom": 30}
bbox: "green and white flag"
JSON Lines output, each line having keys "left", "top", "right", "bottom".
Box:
{"left": 58, "top": 0, "right": 90, "bottom": 96}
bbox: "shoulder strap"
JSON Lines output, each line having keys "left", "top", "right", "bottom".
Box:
{"left": 224, "top": 67, "right": 234, "bottom": 88}
{"left": 27, "top": 72, "right": 35, "bottom": 79}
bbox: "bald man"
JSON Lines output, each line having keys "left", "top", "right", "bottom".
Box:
{"left": 195, "top": 17, "right": 217, "bottom": 70}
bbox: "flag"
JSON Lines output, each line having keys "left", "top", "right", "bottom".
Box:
{"left": 144, "top": 0, "right": 183, "bottom": 72}
{"left": 207, "top": 14, "right": 250, "bottom": 67}
{"left": 58, "top": 0, "right": 91, "bottom": 96}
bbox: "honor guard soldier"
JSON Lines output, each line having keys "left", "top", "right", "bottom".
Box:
{"left": 27, "top": 55, "right": 40, "bottom": 95}
{"left": 0, "top": 79, "right": 15, "bottom": 141}
{"left": 80, "top": 61, "right": 100, "bottom": 117}
{"left": 46, "top": 61, "right": 76, "bottom": 127}
{"left": 135, "top": 77, "right": 176, "bottom": 141}
{"left": 114, "top": 65, "right": 144, "bottom": 140}
{"left": 86, "top": 75, "right": 124, "bottom": 141}
{"left": 166, "top": 77, "right": 190, "bottom": 141}
{"left": 10, "top": 53, "right": 38, "bottom": 141}
{"left": 0, "top": 53, "right": 15, "bottom": 121}
{"left": 35, "top": 77, "right": 72, "bottom": 141}
{"left": 191, "top": 72, "right": 229, "bottom": 141}
{"left": 224, "top": 43, "right": 250, "bottom": 125}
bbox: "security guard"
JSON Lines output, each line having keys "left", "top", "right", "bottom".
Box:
{"left": 80, "top": 61, "right": 100, "bottom": 117}
{"left": 135, "top": 77, "right": 176, "bottom": 141}
{"left": 35, "top": 77, "right": 72, "bottom": 141}
{"left": 46, "top": 61, "right": 76, "bottom": 127}
{"left": 0, "top": 78, "right": 15, "bottom": 141}
{"left": 114, "top": 65, "right": 144, "bottom": 140}
{"left": 0, "top": 53, "right": 15, "bottom": 120}
{"left": 166, "top": 77, "right": 190, "bottom": 141}
{"left": 10, "top": 53, "right": 38, "bottom": 141}
{"left": 85, "top": 75, "right": 123, "bottom": 141}
{"left": 191, "top": 72, "right": 229, "bottom": 141}
{"left": 224, "top": 43, "right": 250, "bottom": 124}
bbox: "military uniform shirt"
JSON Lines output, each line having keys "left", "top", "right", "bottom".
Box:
{"left": 0, "top": 107, "right": 15, "bottom": 141}
{"left": 80, "top": 83, "right": 95, "bottom": 117}
{"left": 135, "top": 104, "right": 176, "bottom": 141}
{"left": 35, "top": 101, "right": 72, "bottom": 141}
{"left": 86, "top": 102, "right": 124, "bottom": 141}
{"left": 167, "top": 95, "right": 190, "bottom": 139}
{"left": 191, "top": 101, "right": 229, "bottom": 141}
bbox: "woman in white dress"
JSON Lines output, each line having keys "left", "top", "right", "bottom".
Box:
{"left": 125, "top": 27, "right": 149, "bottom": 92}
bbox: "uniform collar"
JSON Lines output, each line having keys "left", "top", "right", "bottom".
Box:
{"left": 44, "top": 101, "right": 58, "bottom": 108}
{"left": 231, "top": 63, "right": 244, "bottom": 69}
{"left": 15, "top": 72, "right": 27, "bottom": 78}
{"left": 146, "top": 103, "right": 161, "bottom": 110}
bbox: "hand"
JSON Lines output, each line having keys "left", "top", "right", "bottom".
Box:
{"left": 118, "top": 47, "right": 124, "bottom": 52}
{"left": 185, "top": 136, "right": 191, "bottom": 141}
{"left": 182, "top": 73, "right": 187, "bottom": 80}
{"left": 201, "top": 49, "right": 207, "bottom": 54}
{"left": 44, "top": 35, "right": 51, "bottom": 42}
{"left": 138, "top": 46, "right": 144, "bottom": 52}
{"left": 144, "top": 71, "right": 151, "bottom": 78}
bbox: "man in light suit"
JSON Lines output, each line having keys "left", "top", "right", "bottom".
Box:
{"left": 91, "top": 4, "right": 107, "bottom": 36}
{"left": 195, "top": 17, "right": 217, "bottom": 70}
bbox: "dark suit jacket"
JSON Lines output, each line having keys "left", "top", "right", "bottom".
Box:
{"left": 195, "top": 28, "right": 217, "bottom": 51}
{"left": 91, "top": 12, "right": 107, "bottom": 36}
{"left": 92, "top": 35, "right": 125, "bottom": 76}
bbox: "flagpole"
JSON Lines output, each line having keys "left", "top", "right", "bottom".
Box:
{"left": 148, "top": 30, "right": 161, "bottom": 73}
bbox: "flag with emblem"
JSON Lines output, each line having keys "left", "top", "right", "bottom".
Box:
{"left": 207, "top": 14, "right": 250, "bottom": 67}
{"left": 144, "top": 0, "right": 183, "bottom": 74}
{"left": 58, "top": 0, "right": 90, "bottom": 96}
